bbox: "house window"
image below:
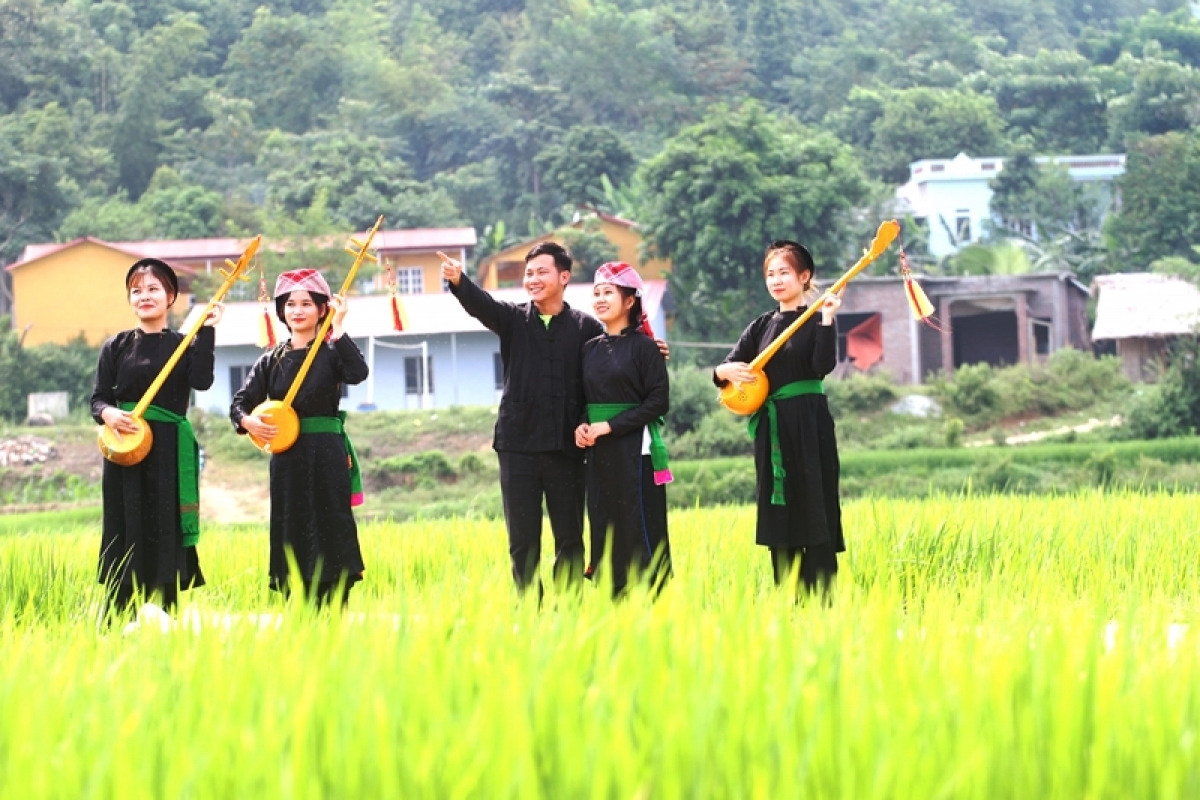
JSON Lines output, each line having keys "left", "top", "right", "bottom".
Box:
{"left": 229, "top": 365, "right": 253, "bottom": 401}
{"left": 493, "top": 352, "right": 503, "bottom": 390}
{"left": 955, "top": 210, "right": 971, "bottom": 243}
{"left": 404, "top": 355, "right": 434, "bottom": 394}
{"left": 395, "top": 267, "right": 424, "bottom": 295}
{"left": 1033, "top": 320, "right": 1051, "bottom": 355}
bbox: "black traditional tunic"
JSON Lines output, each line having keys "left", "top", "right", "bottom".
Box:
{"left": 717, "top": 309, "right": 844, "bottom": 551}
{"left": 230, "top": 335, "right": 369, "bottom": 591}
{"left": 91, "top": 326, "right": 214, "bottom": 593}
{"left": 582, "top": 328, "right": 672, "bottom": 593}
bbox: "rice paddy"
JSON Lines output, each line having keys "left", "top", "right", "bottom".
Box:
{"left": 2, "top": 491, "right": 1199, "bottom": 798}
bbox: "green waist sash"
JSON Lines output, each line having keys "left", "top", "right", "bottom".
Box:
{"left": 586, "top": 403, "right": 673, "bottom": 485}
{"left": 119, "top": 402, "right": 200, "bottom": 547}
{"left": 746, "top": 379, "right": 824, "bottom": 506}
{"left": 299, "top": 412, "right": 364, "bottom": 506}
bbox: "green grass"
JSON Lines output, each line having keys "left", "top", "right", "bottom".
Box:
{"left": 2, "top": 491, "right": 1200, "bottom": 797}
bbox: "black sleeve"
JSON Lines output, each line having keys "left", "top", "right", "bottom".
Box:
{"left": 187, "top": 325, "right": 216, "bottom": 391}
{"left": 90, "top": 336, "right": 121, "bottom": 424}
{"left": 449, "top": 273, "right": 518, "bottom": 339}
{"left": 331, "top": 334, "right": 369, "bottom": 385}
{"left": 607, "top": 338, "right": 671, "bottom": 438}
{"left": 713, "top": 317, "right": 764, "bottom": 387}
{"left": 812, "top": 319, "right": 838, "bottom": 377}
{"left": 230, "top": 351, "right": 273, "bottom": 433}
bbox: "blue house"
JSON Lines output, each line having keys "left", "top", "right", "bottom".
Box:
{"left": 896, "top": 152, "right": 1126, "bottom": 257}
{"left": 181, "top": 280, "right": 670, "bottom": 414}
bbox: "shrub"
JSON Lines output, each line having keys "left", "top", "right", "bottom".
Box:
{"left": 931, "top": 363, "right": 1002, "bottom": 424}
{"left": 666, "top": 365, "right": 717, "bottom": 437}
{"left": 826, "top": 371, "right": 899, "bottom": 415}
{"left": 669, "top": 410, "right": 753, "bottom": 460}
{"left": 365, "top": 451, "right": 457, "bottom": 489}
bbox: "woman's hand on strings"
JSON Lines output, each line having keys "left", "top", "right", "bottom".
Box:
{"left": 820, "top": 289, "right": 844, "bottom": 326}
{"left": 203, "top": 302, "right": 225, "bottom": 327}
{"left": 241, "top": 414, "right": 277, "bottom": 440}
{"left": 715, "top": 362, "right": 757, "bottom": 385}
{"left": 437, "top": 251, "right": 463, "bottom": 287}
{"left": 329, "top": 294, "right": 348, "bottom": 339}
{"left": 101, "top": 406, "right": 140, "bottom": 437}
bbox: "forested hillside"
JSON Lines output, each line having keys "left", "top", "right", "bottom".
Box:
{"left": 4, "top": 0, "right": 1200, "bottom": 340}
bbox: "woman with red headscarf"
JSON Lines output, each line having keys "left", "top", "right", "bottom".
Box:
{"left": 575, "top": 262, "right": 672, "bottom": 597}
{"left": 230, "top": 269, "right": 369, "bottom": 608}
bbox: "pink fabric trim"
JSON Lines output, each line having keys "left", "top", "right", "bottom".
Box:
{"left": 653, "top": 469, "right": 673, "bottom": 486}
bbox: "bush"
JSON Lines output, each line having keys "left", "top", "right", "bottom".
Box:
{"left": 1121, "top": 337, "right": 1200, "bottom": 439}
{"left": 365, "top": 451, "right": 457, "bottom": 490}
{"left": 669, "top": 410, "right": 753, "bottom": 460}
{"left": 826, "top": 371, "right": 899, "bottom": 415}
{"left": 666, "top": 365, "right": 717, "bottom": 437}
{"left": 0, "top": 321, "right": 99, "bottom": 422}
{"left": 931, "top": 362, "right": 1002, "bottom": 424}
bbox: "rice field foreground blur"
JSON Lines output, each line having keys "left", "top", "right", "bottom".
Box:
{"left": 3, "top": 491, "right": 1200, "bottom": 799}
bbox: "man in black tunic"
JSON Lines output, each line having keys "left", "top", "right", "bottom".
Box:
{"left": 439, "top": 243, "right": 600, "bottom": 593}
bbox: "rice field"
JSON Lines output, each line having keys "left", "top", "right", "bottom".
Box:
{"left": 2, "top": 491, "right": 1200, "bottom": 798}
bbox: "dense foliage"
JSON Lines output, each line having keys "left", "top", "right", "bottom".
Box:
{"left": 3, "top": 0, "right": 1200, "bottom": 339}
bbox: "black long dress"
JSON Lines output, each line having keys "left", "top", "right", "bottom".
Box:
{"left": 91, "top": 326, "right": 214, "bottom": 598}
{"left": 716, "top": 309, "right": 844, "bottom": 552}
{"left": 230, "top": 335, "right": 369, "bottom": 592}
{"left": 582, "top": 327, "right": 672, "bottom": 595}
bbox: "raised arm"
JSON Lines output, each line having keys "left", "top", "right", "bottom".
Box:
{"left": 187, "top": 325, "right": 217, "bottom": 391}
{"left": 439, "top": 251, "right": 517, "bottom": 338}
{"left": 331, "top": 334, "right": 369, "bottom": 386}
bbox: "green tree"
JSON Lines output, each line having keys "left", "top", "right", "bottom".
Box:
{"left": 970, "top": 50, "right": 1110, "bottom": 154}
{"left": 1106, "top": 131, "right": 1200, "bottom": 266}
{"left": 1106, "top": 46, "right": 1200, "bottom": 146}
{"left": 223, "top": 7, "right": 343, "bottom": 134}
{"left": 869, "top": 87, "right": 1008, "bottom": 183}
{"left": 537, "top": 125, "right": 636, "bottom": 209}
{"left": 639, "top": 102, "right": 870, "bottom": 342}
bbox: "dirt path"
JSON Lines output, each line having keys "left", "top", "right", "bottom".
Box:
{"left": 200, "top": 476, "right": 269, "bottom": 525}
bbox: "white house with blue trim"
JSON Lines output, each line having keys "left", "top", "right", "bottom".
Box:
{"left": 896, "top": 152, "right": 1126, "bottom": 257}
{"left": 181, "top": 280, "right": 670, "bottom": 414}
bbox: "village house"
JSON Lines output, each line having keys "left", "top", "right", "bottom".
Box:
{"left": 4, "top": 228, "right": 475, "bottom": 347}
{"left": 1091, "top": 273, "right": 1200, "bottom": 382}
{"left": 180, "top": 280, "right": 670, "bottom": 414}
{"left": 478, "top": 210, "right": 670, "bottom": 289}
{"left": 835, "top": 272, "right": 1092, "bottom": 384}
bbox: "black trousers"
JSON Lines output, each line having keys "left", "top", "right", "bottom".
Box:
{"left": 497, "top": 450, "right": 586, "bottom": 592}
{"left": 770, "top": 543, "right": 839, "bottom": 596}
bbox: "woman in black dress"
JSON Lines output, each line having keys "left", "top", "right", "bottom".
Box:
{"left": 230, "top": 269, "right": 369, "bottom": 607}
{"left": 575, "top": 262, "right": 672, "bottom": 597}
{"left": 714, "top": 241, "right": 844, "bottom": 597}
{"left": 92, "top": 258, "right": 221, "bottom": 619}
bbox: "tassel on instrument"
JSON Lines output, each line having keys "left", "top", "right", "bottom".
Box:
{"left": 257, "top": 308, "right": 277, "bottom": 348}
{"left": 255, "top": 259, "right": 276, "bottom": 348}
{"left": 899, "top": 248, "right": 939, "bottom": 325}
{"left": 384, "top": 262, "right": 410, "bottom": 332}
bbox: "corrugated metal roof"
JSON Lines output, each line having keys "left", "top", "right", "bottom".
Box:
{"left": 1091, "top": 273, "right": 1200, "bottom": 340}
{"left": 182, "top": 279, "right": 668, "bottom": 347}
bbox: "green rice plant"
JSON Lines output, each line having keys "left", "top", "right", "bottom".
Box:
{"left": 1, "top": 493, "right": 1199, "bottom": 798}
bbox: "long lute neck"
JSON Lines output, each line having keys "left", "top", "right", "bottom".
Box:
{"left": 280, "top": 216, "right": 384, "bottom": 409}
{"left": 131, "top": 236, "right": 262, "bottom": 418}
{"left": 747, "top": 221, "right": 900, "bottom": 372}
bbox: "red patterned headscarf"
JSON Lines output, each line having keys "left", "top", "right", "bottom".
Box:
{"left": 274, "top": 269, "right": 332, "bottom": 299}
{"left": 594, "top": 262, "right": 655, "bottom": 338}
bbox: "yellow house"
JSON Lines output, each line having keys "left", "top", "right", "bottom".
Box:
{"left": 5, "top": 238, "right": 197, "bottom": 347}
{"left": 478, "top": 212, "right": 671, "bottom": 289}
{"left": 7, "top": 227, "right": 477, "bottom": 347}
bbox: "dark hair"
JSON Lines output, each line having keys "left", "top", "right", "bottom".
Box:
{"left": 525, "top": 241, "right": 573, "bottom": 272}
{"left": 615, "top": 285, "right": 644, "bottom": 333}
{"left": 275, "top": 291, "right": 330, "bottom": 328}
{"left": 126, "top": 262, "right": 178, "bottom": 304}
{"left": 763, "top": 240, "right": 815, "bottom": 292}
